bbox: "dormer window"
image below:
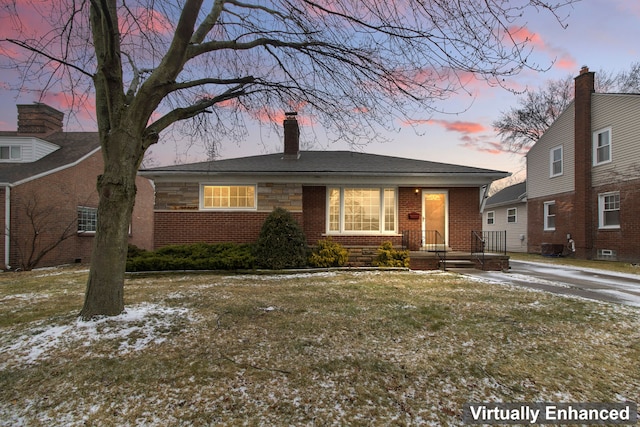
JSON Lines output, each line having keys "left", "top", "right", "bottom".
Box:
{"left": 0, "top": 145, "right": 21, "bottom": 161}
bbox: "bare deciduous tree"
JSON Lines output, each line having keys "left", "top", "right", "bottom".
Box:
{"left": 1, "top": 0, "right": 578, "bottom": 318}
{"left": 494, "top": 62, "right": 640, "bottom": 153}
{"left": 7, "top": 190, "right": 80, "bottom": 271}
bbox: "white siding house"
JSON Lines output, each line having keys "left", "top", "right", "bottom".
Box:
{"left": 483, "top": 181, "right": 527, "bottom": 252}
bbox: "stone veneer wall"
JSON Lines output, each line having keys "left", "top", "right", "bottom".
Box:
{"left": 154, "top": 182, "right": 302, "bottom": 212}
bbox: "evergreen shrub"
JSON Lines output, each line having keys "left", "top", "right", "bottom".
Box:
{"left": 126, "top": 242, "right": 255, "bottom": 272}
{"left": 372, "top": 241, "right": 410, "bottom": 268}
{"left": 254, "top": 207, "right": 309, "bottom": 269}
{"left": 308, "top": 237, "right": 349, "bottom": 268}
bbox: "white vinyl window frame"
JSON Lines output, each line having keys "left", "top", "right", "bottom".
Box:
{"left": 486, "top": 211, "right": 495, "bottom": 225}
{"left": 77, "top": 206, "right": 98, "bottom": 234}
{"left": 200, "top": 184, "right": 257, "bottom": 210}
{"left": 544, "top": 201, "right": 556, "bottom": 231}
{"left": 550, "top": 145, "right": 563, "bottom": 177}
{"left": 327, "top": 187, "right": 397, "bottom": 235}
{"left": 593, "top": 127, "right": 612, "bottom": 166}
{"left": 0, "top": 145, "right": 22, "bottom": 161}
{"left": 598, "top": 191, "right": 621, "bottom": 229}
{"left": 507, "top": 208, "right": 517, "bottom": 224}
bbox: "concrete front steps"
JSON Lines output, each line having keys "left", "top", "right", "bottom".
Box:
{"left": 409, "top": 251, "right": 509, "bottom": 271}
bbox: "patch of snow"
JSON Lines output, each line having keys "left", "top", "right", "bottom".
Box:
{"left": 0, "top": 303, "right": 193, "bottom": 368}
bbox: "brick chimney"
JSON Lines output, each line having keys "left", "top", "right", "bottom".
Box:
{"left": 283, "top": 112, "right": 300, "bottom": 160}
{"left": 17, "top": 103, "right": 64, "bottom": 135}
{"left": 573, "top": 65, "right": 595, "bottom": 259}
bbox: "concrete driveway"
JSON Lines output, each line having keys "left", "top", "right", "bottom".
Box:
{"left": 458, "top": 260, "right": 640, "bottom": 307}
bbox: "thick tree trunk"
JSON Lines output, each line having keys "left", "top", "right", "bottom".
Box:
{"left": 79, "top": 140, "right": 139, "bottom": 320}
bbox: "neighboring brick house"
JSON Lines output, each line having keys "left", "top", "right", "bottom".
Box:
{"left": 483, "top": 181, "right": 527, "bottom": 252}
{"left": 0, "top": 103, "right": 154, "bottom": 270}
{"left": 140, "top": 112, "right": 510, "bottom": 269}
{"left": 526, "top": 67, "right": 640, "bottom": 262}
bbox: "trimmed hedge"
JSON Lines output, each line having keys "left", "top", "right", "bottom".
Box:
{"left": 126, "top": 242, "right": 256, "bottom": 272}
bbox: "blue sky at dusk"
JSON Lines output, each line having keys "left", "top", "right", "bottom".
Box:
{"left": 0, "top": 0, "right": 638, "bottom": 185}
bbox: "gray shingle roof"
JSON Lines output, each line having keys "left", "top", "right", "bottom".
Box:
{"left": 140, "top": 151, "right": 508, "bottom": 177}
{"left": 485, "top": 181, "right": 527, "bottom": 208}
{"left": 0, "top": 131, "right": 100, "bottom": 185}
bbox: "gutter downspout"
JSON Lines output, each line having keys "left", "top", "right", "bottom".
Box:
{"left": 479, "top": 183, "right": 492, "bottom": 213}
{"left": 4, "top": 185, "right": 10, "bottom": 270}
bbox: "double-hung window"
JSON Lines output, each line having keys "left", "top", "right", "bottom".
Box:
{"left": 599, "top": 192, "right": 620, "bottom": 229}
{"left": 328, "top": 187, "right": 396, "bottom": 233}
{"left": 507, "top": 208, "right": 517, "bottom": 223}
{"left": 550, "top": 146, "right": 563, "bottom": 177}
{"left": 486, "top": 211, "right": 495, "bottom": 225}
{"left": 201, "top": 185, "right": 256, "bottom": 209}
{"left": 77, "top": 206, "right": 98, "bottom": 233}
{"left": 593, "top": 128, "right": 612, "bottom": 165}
{"left": 544, "top": 201, "right": 556, "bottom": 231}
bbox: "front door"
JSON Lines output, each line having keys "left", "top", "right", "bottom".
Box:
{"left": 422, "top": 191, "right": 448, "bottom": 249}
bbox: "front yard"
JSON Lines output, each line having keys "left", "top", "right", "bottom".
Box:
{"left": 1, "top": 267, "right": 639, "bottom": 425}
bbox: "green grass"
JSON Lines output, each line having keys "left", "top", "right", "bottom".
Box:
{"left": 0, "top": 267, "right": 639, "bottom": 425}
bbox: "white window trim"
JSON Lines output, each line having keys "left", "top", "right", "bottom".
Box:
{"left": 326, "top": 186, "right": 398, "bottom": 235}
{"left": 0, "top": 145, "right": 22, "bottom": 162}
{"left": 486, "top": 211, "right": 495, "bottom": 225}
{"left": 598, "top": 191, "right": 621, "bottom": 230}
{"left": 593, "top": 127, "right": 612, "bottom": 166}
{"left": 77, "top": 206, "right": 98, "bottom": 234}
{"left": 507, "top": 207, "right": 517, "bottom": 224}
{"left": 549, "top": 145, "right": 563, "bottom": 177}
{"left": 544, "top": 201, "right": 556, "bottom": 231}
{"left": 199, "top": 184, "right": 257, "bottom": 211}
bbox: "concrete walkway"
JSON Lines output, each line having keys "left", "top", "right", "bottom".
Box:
{"left": 455, "top": 260, "right": 640, "bottom": 307}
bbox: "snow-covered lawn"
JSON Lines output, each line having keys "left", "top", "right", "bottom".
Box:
{"left": 1, "top": 268, "right": 639, "bottom": 426}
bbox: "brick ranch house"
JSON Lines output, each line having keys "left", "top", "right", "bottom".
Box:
{"left": 140, "top": 113, "right": 511, "bottom": 270}
{"left": 526, "top": 67, "right": 640, "bottom": 262}
{"left": 0, "top": 103, "right": 154, "bottom": 270}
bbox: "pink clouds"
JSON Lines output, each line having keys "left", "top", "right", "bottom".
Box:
{"left": 428, "top": 119, "right": 486, "bottom": 134}
{"left": 508, "top": 25, "right": 577, "bottom": 72}
{"left": 417, "top": 118, "right": 509, "bottom": 156}
{"left": 459, "top": 137, "right": 506, "bottom": 155}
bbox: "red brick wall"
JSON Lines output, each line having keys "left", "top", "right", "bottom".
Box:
{"left": 527, "top": 192, "right": 576, "bottom": 255}
{"left": 592, "top": 179, "right": 640, "bottom": 262}
{"left": 528, "top": 180, "right": 640, "bottom": 262}
{"left": 8, "top": 151, "right": 154, "bottom": 269}
{"left": 448, "top": 187, "right": 482, "bottom": 252}
{"left": 302, "top": 186, "right": 325, "bottom": 244}
{"left": 153, "top": 185, "right": 484, "bottom": 253}
{"left": 573, "top": 68, "right": 595, "bottom": 258}
{"left": 154, "top": 211, "right": 304, "bottom": 248}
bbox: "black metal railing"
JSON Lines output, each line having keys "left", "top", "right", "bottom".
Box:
{"left": 402, "top": 230, "right": 447, "bottom": 270}
{"left": 471, "top": 230, "right": 507, "bottom": 270}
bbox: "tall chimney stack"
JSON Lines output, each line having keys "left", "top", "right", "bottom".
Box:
{"left": 283, "top": 112, "right": 300, "bottom": 160}
{"left": 573, "top": 65, "right": 595, "bottom": 259}
{"left": 17, "top": 103, "right": 64, "bottom": 135}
